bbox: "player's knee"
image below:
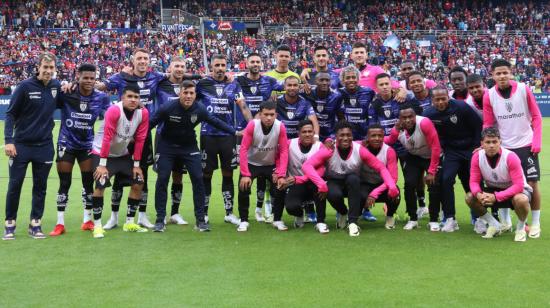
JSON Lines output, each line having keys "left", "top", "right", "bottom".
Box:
{"left": 465, "top": 192, "right": 474, "bottom": 206}
{"left": 512, "top": 193, "right": 528, "bottom": 206}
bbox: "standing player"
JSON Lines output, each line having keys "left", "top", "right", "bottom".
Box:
{"left": 50, "top": 64, "right": 111, "bottom": 236}
{"left": 303, "top": 121, "right": 398, "bottom": 236}
{"left": 399, "top": 60, "right": 437, "bottom": 90}
{"left": 338, "top": 66, "right": 375, "bottom": 141}
{"left": 276, "top": 76, "right": 319, "bottom": 139}
{"left": 423, "top": 86, "right": 482, "bottom": 232}
{"left": 300, "top": 45, "right": 340, "bottom": 90}
{"left": 384, "top": 104, "right": 441, "bottom": 230}
{"left": 89, "top": 86, "right": 149, "bottom": 238}
{"left": 265, "top": 45, "right": 300, "bottom": 97}
{"left": 237, "top": 101, "right": 288, "bottom": 232}
{"left": 483, "top": 59, "right": 542, "bottom": 238}
{"left": 407, "top": 71, "right": 434, "bottom": 113}
{"left": 466, "top": 127, "right": 532, "bottom": 242}
{"left": 465, "top": 73, "right": 485, "bottom": 118}
{"left": 197, "top": 54, "right": 252, "bottom": 225}
{"left": 448, "top": 66, "right": 469, "bottom": 100}
{"left": 149, "top": 80, "right": 238, "bottom": 232}
{"left": 4, "top": 52, "right": 60, "bottom": 240}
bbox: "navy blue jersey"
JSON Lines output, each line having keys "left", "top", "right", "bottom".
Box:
{"left": 4, "top": 77, "right": 61, "bottom": 146}
{"left": 196, "top": 77, "right": 243, "bottom": 136}
{"left": 276, "top": 95, "right": 315, "bottom": 139}
{"left": 235, "top": 74, "right": 283, "bottom": 129}
{"left": 412, "top": 93, "right": 432, "bottom": 115}
{"left": 307, "top": 69, "right": 341, "bottom": 90}
{"left": 105, "top": 71, "right": 166, "bottom": 115}
{"left": 423, "top": 99, "right": 482, "bottom": 151}
{"left": 57, "top": 89, "right": 110, "bottom": 151}
{"left": 302, "top": 87, "right": 342, "bottom": 141}
{"left": 338, "top": 86, "right": 374, "bottom": 140}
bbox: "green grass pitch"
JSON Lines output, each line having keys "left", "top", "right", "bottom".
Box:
{"left": 0, "top": 121, "right": 549, "bottom": 307}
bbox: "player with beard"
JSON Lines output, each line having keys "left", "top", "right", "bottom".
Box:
{"left": 276, "top": 76, "right": 319, "bottom": 139}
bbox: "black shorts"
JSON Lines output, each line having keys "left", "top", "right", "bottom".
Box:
{"left": 509, "top": 146, "right": 540, "bottom": 182}
{"left": 484, "top": 186, "right": 532, "bottom": 209}
{"left": 56, "top": 145, "right": 92, "bottom": 163}
{"left": 92, "top": 154, "right": 144, "bottom": 189}
{"left": 200, "top": 135, "right": 237, "bottom": 172}
{"left": 128, "top": 132, "right": 154, "bottom": 167}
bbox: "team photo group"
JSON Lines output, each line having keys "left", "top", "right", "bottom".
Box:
{"left": 3, "top": 42, "right": 542, "bottom": 242}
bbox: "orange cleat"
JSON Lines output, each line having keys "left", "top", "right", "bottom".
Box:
{"left": 81, "top": 220, "right": 94, "bottom": 231}
{"left": 49, "top": 224, "right": 66, "bottom": 236}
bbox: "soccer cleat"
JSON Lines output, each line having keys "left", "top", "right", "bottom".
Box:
{"left": 428, "top": 222, "right": 441, "bottom": 232}
{"left": 28, "top": 224, "right": 46, "bottom": 239}
{"left": 417, "top": 207, "right": 429, "bottom": 219}
{"left": 169, "top": 214, "right": 188, "bottom": 225}
{"left": 93, "top": 226, "right": 105, "bottom": 238}
{"left": 103, "top": 217, "right": 118, "bottom": 230}
{"left": 49, "top": 224, "right": 66, "bottom": 236}
{"left": 153, "top": 222, "right": 166, "bottom": 232}
{"left": 500, "top": 223, "right": 513, "bottom": 233}
{"left": 336, "top": 213, "right": 348, "bottom": 229}
{"left": 272, "top": 221, "right": 288, "bottom": 231}
{"left": 237, "top": 221, "right": 250, "bottom": 232}
{"left": 304, "top": 212, "right": 317, "bottom": 223}
{"left": 403, "top": 220, "right": 419, "bottom": 230}
{"left": 224, "top": 214, "right": 241, "bottom": 225}
{"left": 254, "top": 210, "right": 265, "bottom": 223}
{"left": 3, "top": 225, "right": 16, "bottom": 241}
{"left": 385, "top": 216, "right": 396, "bottom": 230}
{"left": 81, "top": 220, "right": 95, "bottom": 231}
{"left": 482, "top": 226, "right": 501, "bottom": 239}
{"left": 514, "top": 229, "right": 527, "bottom": 242}
{"left": 123, "top": 222, "right": 148, "bottom": 233}
{"left": 474, "top": 218, "right": 488, "bottom": 235}
{"left": 441, "top": 218, "right": 459, "bottom": 233}
{"left": 264, "top": 214, "right": 274, "bottom": 224}
{"left": 204, "top": 215, "right": 209, "bottom": 224}
{"left": 194, "top": 221, "right": 211, "bottom": 232}
{"left": 294, "top": 216, "right": 305, "bottom": 228}
{"left": 528, "top": 225, "right": 541, "bottom": 238}
{"left": 348, "top": 223, "right": 360, "bottom": 237}
{"left": 362, "top": 210, "right": 377, "bottom": 222}
{"left": 137, "top": 215, "right": 155, "bottom": 229}
{"left": 264, "top": 200, "right": 273, "bottom": 218}
{"left": 315, "top": 223, "right": 330, "bottom": 234}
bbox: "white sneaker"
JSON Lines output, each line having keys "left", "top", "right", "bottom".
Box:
{"left": 417, "top": 207, "right": 429, "bottom": 219}
{"left": 515, "top": 229, "right": 527, "bottom": 242}
{"left": 500, "top": 223, "right": 513, "bottom": 233}
{"left": 348, "top": 223, "right": 360, "bottom": 237}
{"left": 264, "top": 214, "right": 274, "bottom": 224}
{"left": 441, "top": 218, "right": 459, "bottom": 232}
{"left": 385, "top": 216, "right": 396, "bottom": 230}
{"left": 137, "top": 214, "right": 155, "bottom": 229}
{"left": 474, "top": 218, "right": 488, "bottom": 234}
{"left": 224, "top": 214, "right": 240, "bottom": 225}
{"left": 294, "top": 216, "right": 305, "bottom": 228}
{"left": 428, "top": 222, "right": 441, "bottom": 232}
{"left": 482, "top": 226, "right": 501, "bottom": 239}
{"left": 255, "top": 210, "right": 265, "bottom": 223}
{"left": 315, "top": 223, "right": 330, "bottom": 234}
{"left": 272, "top": 221, "right": 288, "bottom": 231}
{"left": 237, "top": 221, "right": 249, "bottom": 232}
{"left": 528, "top": 225, "right": 541, "bottom": 238}
{"left": 403, "top": 220, "right": 419, "bottom": 230}
{"left": 336, "top": 213, "right": 348, "bottom": 229}
{"left": 103, "top": 216, "right": 118, "bottom": 230}
{"left": 169, "top": 214, "right": 188, "bottom": 225}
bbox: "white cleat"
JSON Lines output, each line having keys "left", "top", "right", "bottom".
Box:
{"left": 482, "top": 226, "right": 502, "bottom": 239}
{"left": 403, "top": 220, "right": 419, "bottom": 230}
{"left": 237, "top": 221, "right": 249, "bottom": 232}
{"left": 315, "top": 223, "right": 330, "bottom": 234}
{"left": 441, "top": 218, "right": 459, "bottom": 232}
{"left": 348, "top": 223, "right": 360, "bottom": 237}
{"left": 272, "top": 221, "right": 288, "bottom": 231}
{"left": 417, "top": 207, "right": 429, "bottom": 219}
{"left": 138, "top": 215, "right": 155, "bottom": 229}
{"left": 224, "top": 214, "right": 241, "bottom": 225}
{"left": 255, "top": 210, "right": 265, "bottom": 223}
{"left": 515, "top": 229, "right": 527, "bottom": 242}
{"left": 528, "top": 225, "right": 541, "bottom": 238}
{"left": 500, "top": 223, "right": 513, "bottom": 233}
{"left": 169, "top": 214, "right": 188, "bottom": 225}
{"left": 103, "top": 217, "right": 118, "bottom": 230}
{"left": 474, "top": 218, "right": 488, "bottom": 234}
{"left": 428, "top": 222, "right": 441, "bottom": 232}
{"left": 294, "top": 216, "right": 305, "bottom": 228}
{"left": 336, "top": 213, "right": 348, "bottom": 229}
{"left": 385, "top": 216, "right": 396, "bottom": 230}
{"left": 264, "top": 214, "right": 274, "bottom": 224}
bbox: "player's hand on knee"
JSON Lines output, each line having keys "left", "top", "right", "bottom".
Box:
{"left": 317, "top": 191, "right": 327, "bottom": 201}
{"left": 366, "top": 196, "right": 376, "bottom": 208}
{"left": 276, "top": 177, "right": 286, "bottom": 190}
{"left": 133, "top": 167, "right": 144, "bottom": 182}
{"left": 4, "top": 144, "right": 16, "bottom": 157}
{"left": 425, "top": 173, "right": 435, "bottom": 186}
{"left": 94, "top": 166, "right": 109, "bottom": 181}
{"left": 239, "top": 176, "right": 252, "bottom": 191}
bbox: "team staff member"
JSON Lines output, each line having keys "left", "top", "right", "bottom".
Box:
{"left": 150, "top": 80, "right": 238, "bottom": 232}
{"left": 4, "top": 52, "right": 61, "bottom": 240}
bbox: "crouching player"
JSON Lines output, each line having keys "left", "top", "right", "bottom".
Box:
{"left": 466, "top": 127, "right": 532, "bottom": 242}
{"left": 90, "top": 86, "right": 149, "bottom": 238}
{"left": 360, "top": 124, "right": 400, "bottom": 229}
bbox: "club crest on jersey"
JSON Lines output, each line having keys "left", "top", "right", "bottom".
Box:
{"left": 51, "top": 88, "right": 58, "bottom": 98}
{"left": 250, "top": 86, "right": 257, "bottom": 94}
{"left": 505, "top": 101, "right": 513, "bottom": 113}
{"left": 215, "top": 85, "right": 224, "bottom": 97}
{"left": 190, "top": 114, "right": 197, "bottom": 124}
{"left": 408, "top": 138, "right": 415, "bottom": 148}
{"left": 287, "top": 110, "right": 295, "bottom": 119}
{"left": 350, "top": 98, "right": 357, "bottom": 106}
{"left": 492, "top": 172, "right": 498, "bottom": 181}
{"left": 124, "top": 125, "right": 130, "bottom": 134}
{"left": 384, "top": 109, "right": 391, "bottom": 118}
{"left": 450, "top": 114, "right": 457, "bottom": 124}
{"left": 80, "top": 101, "right": 87, "bottom": 112}
{"left": 317, "top": 104, "right": 324, "bottom": 112}
{"left": 137, "top": 81, "right": 144, "bottom": 88}
{"left": 174, "top": 87, "right": 180, "bottom": 95}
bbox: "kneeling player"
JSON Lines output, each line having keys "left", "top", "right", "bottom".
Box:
{"left": 90, "top": 86, "right": 149, "bottom": 238}
{"left": 303, "top": 121, "right": 398, "bottom": 237}
{"left": 466, "top": 127, "right": 531, "bottom": 242}
{"left": 360, "top": 124, "right": 400, "bottom": 229}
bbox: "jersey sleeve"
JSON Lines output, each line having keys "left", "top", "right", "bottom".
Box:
{"left": 239, "top": 121, "right": 256, "bottom": 177}
{"left": 469, "top": 152, "right": 482, "bottom": 197}
{"left": 482, "top": 91, "right": 496, "bottom": 128}
{"left": 104, "top": 73, "right": 121, "bottom": 92}
{"left": 274, "top": 124, "right": 289, "bottom": 177}
{"left": 99, "top": 106, "right": 121, "bottom": 158}
{"left": 383, "top": 127, "right": 399, "bottom": 145}
{"left": 420, "top": 118, "right": 441, "bottom": 175}
{"left": 494, "top": 153, "right": 527, "bottom": 202}
{"left": 132, "top": 108, "right": 150, "bottom": 162}
{"left": 4, "top": 82, "right": 26, "bottom": 144}
{"left": 369, "top": 146, "right": 398, "bottom": 199}
{"left": 359, "top": 145, "right": 398, "bottom": 197}
{"left": 302, "top": 145, "right": 332, "bottom": 192}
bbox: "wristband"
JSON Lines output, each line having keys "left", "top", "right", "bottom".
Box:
{"left": 134, "top": 161, "right": 140, "bottom": 167}
{"left": 99, "top": 158, "right": 107, "bottom": 167}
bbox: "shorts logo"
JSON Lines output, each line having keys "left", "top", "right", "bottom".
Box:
{"left": 287, "top": 111, "right": 295, "bottom": 119}
{"left": 450, "top": 114, "right": 457, "bottom": 124}
{"left": 505, "top": 101, "right": 513, "bottom": 113}
{"left": 80, "top": 102, "right": 87, "bottom": 112}
{"left": 137, "top": 81, "right": 144, "bottom": 88}
{"left": 58, "top": 146, "right": 66, "bottom": 158}
{"left": 527, "top": 167, "right": 536, "bottom": 175}
{"left": 349, "top": 98, "right": 357, "bottom": 106}
{"left": 51, "top": 88, "right": 58, "bottom": 98}
{"left": 215, "top": 86, "right": 224, "bottom": 97}
{"left": 492, "top": 172, "right": 499, "bottom": 181}
{"left": 384, "top": 109, "right": 391, "bottom": 118}
{"left": 250, "top": 86, "right": 257, "bottom": 95}
{"left": 527, "top": 157, "right": 534, "bottom": 165}
{"left": 174, "top": 86, "right": 180, "bottom": 95}
{"left": 190, "top": 114, "right": 197, "bottom": 124}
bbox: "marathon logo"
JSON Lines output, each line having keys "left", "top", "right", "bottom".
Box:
{"left": 497, "top": 112, "right": 525, "bottom": 120}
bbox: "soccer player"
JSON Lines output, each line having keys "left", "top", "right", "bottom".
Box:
{"left": 465, "top": 73, "right": 485, "bottom": 118}
{"left": 338, "top": 66, "right": 374, "bottom": 141}
{"left": 300, "top": 45, "right": 340, "bottom": 90}
{"left": 303, "top": 121, "right": 398, "bottom": 237}
{"left": 4, "top": 52, "right": 60, "bottom": 240}
{"left": 423, "top": 86, "right": 482, "bottom": 232}
{"left": 407, "top": 71, "right": 434, "bottom": 113}
{"left": 276, "top": 119, "right": 328, "bottom": 233}
{"left": 237, "top": 101, "right": 289, "bottom": 232}
{"left": 448, "top": 66, "right": 470, "bottom": 100}
{"left": 50, "top": 64, "right": 111, "bottom": 236}
{"left": 483, "top": 59, "right": 542, "bottom": 238}
{"left": 265, "top": 44, "right": 300, "bottom": 96}
{"left": 197, "top": 54, "right": 252, "bottom": 225}
{"left": 399, "top": 60, "right": 437, "bottom": 90}
{"left": 360, "top": 124, "right": 400, "bottom": 229}
{"left": 150, "top": 80, "right": 238, "bottom": 232}
{"left": 89, "top": 86, "right": 149, "bottom": 238}
{"left": 384, "top": 104, "right": 441, "bottom": 230}
{"left": 276, "top": 76, "right": 319, "bottom": 139}
{"left": 301, "top": 72, "right": 342, "bottom": 141}
{"left": 466, "top": 127, "right": 532, "bottom": 242}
